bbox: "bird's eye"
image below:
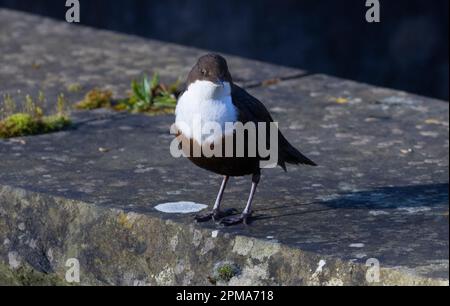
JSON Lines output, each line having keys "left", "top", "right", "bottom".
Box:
{"left": 201, "top": 69, "right": 207, "bottom": 75}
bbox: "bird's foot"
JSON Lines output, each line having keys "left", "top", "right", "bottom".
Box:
{"left": 220, "top": 211, "right": 252, "bottom": 226}
{"left": 195, "top": 208, "right": 237, "bottom": 223}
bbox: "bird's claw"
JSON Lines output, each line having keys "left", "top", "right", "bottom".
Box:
{"left": 220, "top": 212, "right": 252, "bottom": 226}
{"left": 194, "top": 212, "right": 214, "bottom": 223}
{"left": 195, "top": 208, "right": 237, "bottom": 223}
{"left": 212, "top": 208, "right": 238, "bottom": 222}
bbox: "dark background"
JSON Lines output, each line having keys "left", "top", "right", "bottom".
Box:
{"left": 0, "top": 0, "right": 448, "bottom": 100}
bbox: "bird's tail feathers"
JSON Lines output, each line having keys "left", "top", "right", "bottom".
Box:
{"left": 278, "top": 134, "right": 317, "bottom": 169}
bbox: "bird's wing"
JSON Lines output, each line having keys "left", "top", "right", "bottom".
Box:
{"left": 231, "top": 83, "right": 317, "bottom": 168}
{"left": 231, "top": 84, "right": 274, "bottom": 124}
{"left": 231, "top": 83, "right": 277, "bottom": 164}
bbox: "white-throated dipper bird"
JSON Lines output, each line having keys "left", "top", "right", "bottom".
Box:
{"left": 174, "top": 54, "right": 316, "bottom": 225}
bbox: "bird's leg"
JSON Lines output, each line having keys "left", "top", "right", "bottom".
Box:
{"left": 221, "top": 171, "right": 260, "bottom": 226}
{"left": 195, "top": 176, "right": 236, "bottom": 222}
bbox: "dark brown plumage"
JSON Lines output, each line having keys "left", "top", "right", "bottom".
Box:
{"left": 176, "top": 54, "right": 316, "bottom": 225}
{"left": 230, "top": 83, "right": 317, "bottom": 170}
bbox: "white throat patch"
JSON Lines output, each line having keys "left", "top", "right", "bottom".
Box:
{"left": 175, "top": 80, "right": 237, "bottom": 144}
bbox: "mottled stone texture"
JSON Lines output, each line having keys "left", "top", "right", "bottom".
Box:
{"left": 0, "top": 9, "right": 448, "bottom": 285}
{"left": 0, "top": 9, "right": 302, "bottom": 113}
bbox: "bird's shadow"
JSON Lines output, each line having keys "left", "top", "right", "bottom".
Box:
{"left": 251, "top": 183, "right": 449, "bottom": 222}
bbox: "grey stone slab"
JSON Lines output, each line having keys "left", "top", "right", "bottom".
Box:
{"left": 0, "top": 74, "right": 448, "bottom": 284}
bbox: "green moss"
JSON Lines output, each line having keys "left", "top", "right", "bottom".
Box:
{"left": 0, "top": 113, "right": 71, "bottom": 139}
{"left": 0, "top": 113, "right": 38, "bottom": 138}
{"left": 75, "top": 89, "right": 113, "bottom": 110}
{"left": 67, "top": 83, "right": 82, "bottom": 93}
{"left": 212, "top": 262, "right": 240, "bottom": 283}
{"left": 41, "top": 115, "right": 71, "bottom": 132}
{"left": 217, "top": 264, "right": 237, "bottom": 282}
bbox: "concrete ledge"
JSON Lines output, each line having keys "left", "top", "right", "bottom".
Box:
{"left": 0, "top": 9, "right": 448, "bottom": 285}
{"left": 1, "top": 185, "right": 446, "bottom": 286}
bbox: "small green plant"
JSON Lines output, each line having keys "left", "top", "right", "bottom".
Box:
{"left": 0, "top": 93, "right": 71, "bottom": 139}
{"left": 73, "top": 73, "right": 179, "bottom": 115}
{"left": 1, "top": 94, "right": 17, "bottom": 119}
{"left": 57, "top": 93, "right": 71, "bottom": 116}
{"left": 124, "top": 73, "right": 179, "bottom": 113}
{"left": 217, "top": 265, "right": 235, "bottom": 282}
{"left": 214, "top": 263, "right": 239, "bottom": 283}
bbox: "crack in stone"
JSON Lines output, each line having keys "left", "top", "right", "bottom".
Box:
{"left": 242, "top": 72, "right": 315, "bottom": 89}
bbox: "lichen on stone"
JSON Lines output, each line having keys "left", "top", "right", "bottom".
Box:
{"left": 0, "top": 263, "right": 70, "bottom": 286}
{"left": 117, "top": 212, "right": 133, "bottom": 230}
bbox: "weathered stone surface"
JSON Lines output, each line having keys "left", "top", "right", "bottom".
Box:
{"left": 0, "top": 9, "right": 303, "bottom": 112}
{"left": 0, "top": 9, "right": 448, "bottom": 285}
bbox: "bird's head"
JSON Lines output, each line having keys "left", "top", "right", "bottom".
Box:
{"left": 187, "top": 53, "right": 233, "bottom": 88}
